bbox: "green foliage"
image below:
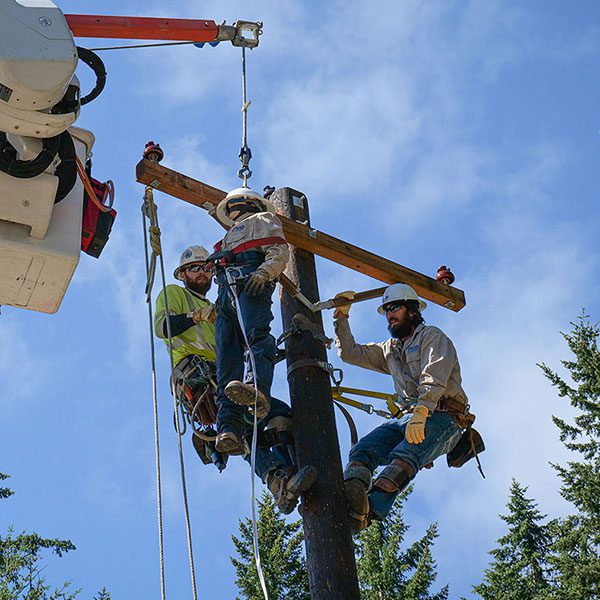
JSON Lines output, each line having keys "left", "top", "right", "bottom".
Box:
{"left": 0, "top": 476, "right": 78, "bottom": 600}
{"left": 0, "top": 472, "right": 108, "bottom": 600}
{"left": 0, "top": 474, "right": 14, "bottom": 500}
{"left": 356, "top": 487, "right": 448, "bottom": 600}
{"left": 473, "top": 479, "right": 551, "bottom": 600}
{"left": 538, "top": 315, "right": 600, "bottom": 599}
{"left": 231, "top": 492, "right": 309, "bottom": 600}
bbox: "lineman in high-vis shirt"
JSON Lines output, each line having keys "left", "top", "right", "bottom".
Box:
{"left": 154, "top": 245, "right": 220, "bottom": 462}
{"left": 154, "top": 245, "right": 315, "bottom": 514}
{"left": 334, "top": 283, "right": 469, "bottom": 533}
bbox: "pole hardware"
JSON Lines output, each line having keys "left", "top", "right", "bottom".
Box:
{"left": 277, "top": 313, "right": 333, "bottom": 349}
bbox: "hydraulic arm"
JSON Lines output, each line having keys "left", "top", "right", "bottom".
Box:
{"left": 64, "top": 15, "right": 262, "bottom": 48}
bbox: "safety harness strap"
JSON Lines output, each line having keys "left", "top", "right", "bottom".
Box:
{"left": 333, "top": 401, "right": 358, "bottom": 446}
{"left": 287, "top": 358, "right": 333, "bottom": 379}
{"left": 213, "top": 236, "right": 287, "bottom": 255}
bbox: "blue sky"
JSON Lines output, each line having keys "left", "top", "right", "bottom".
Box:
{"left": 1, "top": 1, "right": 599, "bottom": 598}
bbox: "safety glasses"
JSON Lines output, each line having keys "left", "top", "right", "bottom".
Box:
{"left": 185, "top": 264, "right": 212, "bottom": 273}
{"left": 383, "top": 302, "right": 405, "bottom": 315}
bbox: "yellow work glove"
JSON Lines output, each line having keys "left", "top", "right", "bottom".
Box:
{"left": 191, "top": 304, "right": 216, "bottom": 324}
{"left": 333, "top": 291, "right": 356, "bottom": 320}
{"left": 405, "top": 405, "right": 429, "bottom": 445}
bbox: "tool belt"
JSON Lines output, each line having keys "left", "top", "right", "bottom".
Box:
{"left": 435, "top": 397, "right": 486, "bottom": 476}
{"left": 172, "top": 355, "right": 218, "bottom": 427}
{"left": 437, "top": 396, "right": 475, "bottom": 430}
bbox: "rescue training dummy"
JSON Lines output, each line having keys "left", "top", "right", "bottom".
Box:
{"left": 155, "top": 244, "right": 315, "bottom": 513}
{"left": 334, "top": 283, "right": 481, "bottom": 533}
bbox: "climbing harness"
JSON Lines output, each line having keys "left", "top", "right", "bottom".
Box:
{"left": 172, "top": 355, "right": 219, "bottom": 441}
{"left": 142, "top": 185, "right": 199, "bottom": 600}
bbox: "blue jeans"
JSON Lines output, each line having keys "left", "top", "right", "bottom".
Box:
{"left": 243, "top": 397, "right": 294, "bottom": 480}
{"left": 214, "top": 264, "right": 277, "bottom": 437}
{"left": 349, "top": 411, "right": 462, "bottom": 519}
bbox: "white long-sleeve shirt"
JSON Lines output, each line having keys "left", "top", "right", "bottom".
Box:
{"left": 217, "top": 212, "right": 289, "bottom": 280}
{"left": 334, "top": 319, "right": 468, "bottom": 412}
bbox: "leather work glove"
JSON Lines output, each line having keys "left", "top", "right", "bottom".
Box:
{"left": 191, "top": 304, "right": 216, "bottom": 324}
{"left": 333, "top": 291, "right": 356, "bottom": 320}
{"left": 405, "top": 405, "right": 429, "bottom": 445}
{"left": 244, "top": 269, "right": 271, "bottom": 296}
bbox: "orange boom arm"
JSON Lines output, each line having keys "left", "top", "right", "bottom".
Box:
{"left": 64, "top": 14, "right": 220, "bottom": 41}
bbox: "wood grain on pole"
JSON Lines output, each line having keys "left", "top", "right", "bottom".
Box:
{"left": 136, "top": 159, "right": 466, "bottom": 311}
{"left": 273, "top": 187, "right": 360, "bottom": 600}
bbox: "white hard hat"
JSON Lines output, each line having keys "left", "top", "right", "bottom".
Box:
{"left": 377, "top": 283, "right": 427, "bottom": 314}
{"left": 215, "top": 186, "right": 275, "bottom": 227}
{"left": 173, "top": 245, "right": 210, "bottom": 280}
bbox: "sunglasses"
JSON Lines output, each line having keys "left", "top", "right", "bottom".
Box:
{"left": 383, "top": 302, "right": 406, "bottom": 314}
{"left": 185, "top": 264, "right": 212, "bottom": 273}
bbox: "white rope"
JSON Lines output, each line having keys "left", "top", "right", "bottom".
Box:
{"left": 142, "top": 188, "right": 199, "bottom": 600}
{"left": 226, "top": 273, "right": 270, "bottom": 600}
{"left": 141, "top": 208, "right": 166, "bottom": 600}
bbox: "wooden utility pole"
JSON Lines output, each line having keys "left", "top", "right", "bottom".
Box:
{"left": 272, "top": 187, "right": 360, "bottom": 600}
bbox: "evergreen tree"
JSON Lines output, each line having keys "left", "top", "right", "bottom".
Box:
{"left": 0, "top": 474, "right": 79, "bottom": 600}
{"left": 231, "top": 492, "right": 309, "bottom": 600}
{"left": 356, "top": 487, "right": 448, "bottom": 600}
{"left": 539, "top": 315, "right": 600, "bottom": 599}
{"left": 473, "top": 479, "right": 551, "bottom": 600}
{"left": 0, "top": 473, "right": 110, "bottom": 600}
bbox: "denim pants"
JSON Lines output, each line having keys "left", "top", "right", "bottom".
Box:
{"left": 349, "top": 411, "right": 462, "bottom": 519}
{"left": 244, "top": 397, "right": 294, "bottom": 481}
{"left": 214, "top": 265, "right": 277, "bottom": 437}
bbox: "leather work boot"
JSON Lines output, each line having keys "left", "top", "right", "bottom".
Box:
{"left": 267, "top": 465, "right": 317, "bottom": 514}
{"left": 224, "top": 380, "right": 271, "bottom": 420}
{"left": 215, "top": 431, "right": 245, "bottom": 455}
{"left": 343, "top": 462, "right": 373, "bottom": 534}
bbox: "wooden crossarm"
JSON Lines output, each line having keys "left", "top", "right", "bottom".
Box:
{"left": 136, "top": 158, "right": 466, "bottom": 311}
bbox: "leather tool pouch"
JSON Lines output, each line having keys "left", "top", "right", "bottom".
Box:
{"left": 447, "top": 427, "right": 485, "bottom": 468}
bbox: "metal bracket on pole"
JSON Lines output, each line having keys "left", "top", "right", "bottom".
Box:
{"left": 277, "top": 314, "right": 333, "bottom": 349}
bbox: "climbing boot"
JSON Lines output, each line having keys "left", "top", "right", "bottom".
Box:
{"left": 224, "top": 380, "right": 271, "bottom": 420}
{"left": 215, "top": 431, "right": 245, "bottom": 456}
{"left": 343, "top": 462, "right": 372, "bottom": 534}
{"left": 267, "top": 465, "right": 317, "bottom": 514}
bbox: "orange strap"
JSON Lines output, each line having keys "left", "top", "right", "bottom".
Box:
{"left": 75, "top": 156, "right": 111, "bottom": 213}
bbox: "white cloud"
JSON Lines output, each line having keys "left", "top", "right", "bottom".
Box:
{"left": 0, "top": 318, "right": 49, "bottom": 409}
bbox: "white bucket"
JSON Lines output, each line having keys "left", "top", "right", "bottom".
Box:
{"left": 0, "top": 125, "right": 94, "bottom": 313}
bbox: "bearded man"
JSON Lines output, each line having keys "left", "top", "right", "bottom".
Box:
{"left": 333, "top": 283, "right": 470, "bottom": 533}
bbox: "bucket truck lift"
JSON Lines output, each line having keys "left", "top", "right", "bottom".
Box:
{"left": 0, "top": 0, "right": 261, "bottom": 314}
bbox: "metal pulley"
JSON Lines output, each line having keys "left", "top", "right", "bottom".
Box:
{"left": 238, "top": 144, "right": 252, "bottom": 180}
